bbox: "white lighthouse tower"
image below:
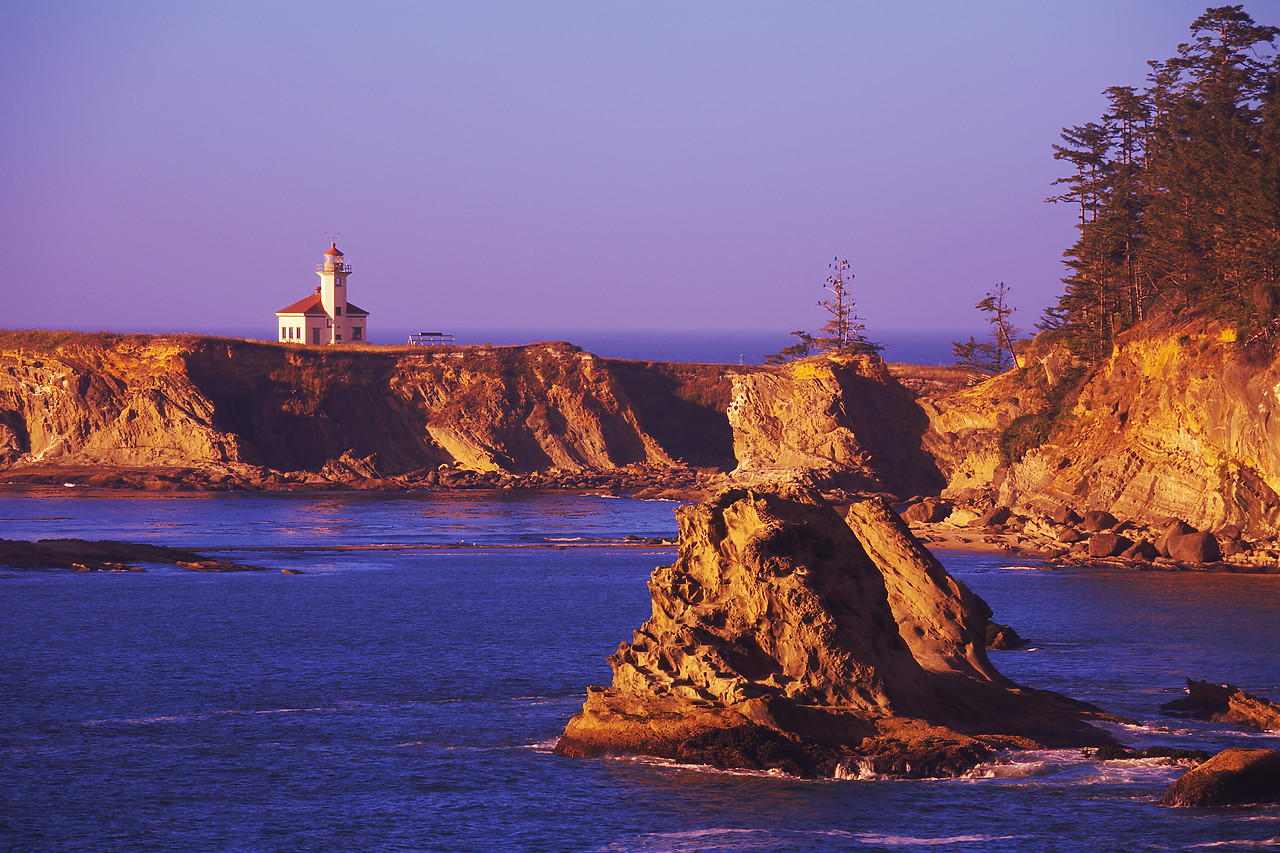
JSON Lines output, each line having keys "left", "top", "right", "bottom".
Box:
{"left": 318, "top": 242, "right": 351, "bottom": 343}
{"left": 275, "top": 241, "right": 369, "bottom": 344}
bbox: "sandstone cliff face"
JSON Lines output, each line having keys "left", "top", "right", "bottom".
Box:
{"left": 727, "top": 353, "right": 944, "bottom": 498}
{"left": 556, "top": 487, "right": 1113, "bottom": 777}
{"left": 0, "top": 333, "right": 734, "bottom": 484}
{"left": 0, "top": 335, "right": 247, "bottom": 472}
{"left": 922, "top": 322, "right": 1280, "bottom": 536}
{"left": 0, "top": 332, "right": 945, "bottom": 495}
{"left": 842, "top": 497, "right": 1002, "bottom": 683}
{"left": 919, "top": 368, "right": 1042, "bottom": 498}
{"left": 183, "top": 340, "right": 674, "bottom": 475}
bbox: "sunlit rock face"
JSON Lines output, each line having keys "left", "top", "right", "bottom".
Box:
{"left": 555, "top": 487, "right": 1115, "bottom": 778}
{"left": 0, "top": 332, "right": 750, "bottom": 486}
{"left": 922, "top": 322, "right": 1280, "bottom": 537}
{"left": 1161, "top": 748, "right": 1280, "bottom": 808}
{"left": 726, "top": 354, "right": 945, "bottom": 499}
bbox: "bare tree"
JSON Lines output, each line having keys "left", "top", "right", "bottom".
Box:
{"left": 766, "top": 257, "right": 881, "bottom": 363}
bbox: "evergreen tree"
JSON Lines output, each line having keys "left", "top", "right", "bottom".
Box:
{"left": 766, "top": 257, "right": 882, "bottom": 363}
{"left": 952, "top": 283, "right": 1019, "bottom": 374}
{"left": 1044, "top": 5, "right": 1280, "bottom": 356}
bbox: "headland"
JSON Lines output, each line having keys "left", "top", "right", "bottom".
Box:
{"left": 3, "top": 321, "right": 1280, "bottom": 569}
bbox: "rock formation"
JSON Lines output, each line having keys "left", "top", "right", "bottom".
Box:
{"left": 555, "top": 487, "right": 1117, "bottom": 778}
{"left": 1161, "top": 679, "right": 1280, "bottom": 731}
{"left": 922, "top": 320, "right": 1280, "bottom": 538}
{"left": 0, "top": 537, "right": 266, "bottom": 572}
{"left": 726, "top": 353, "right": 944, "bottom": 499}
{"left": 1161, "top": 748, "right": 1280, "bottom": 807}
{"left": 0, "top": 332, "right": 748, "bottom": 489}
{"left": 0, "top": 333, "right": 951, "bottom": 500}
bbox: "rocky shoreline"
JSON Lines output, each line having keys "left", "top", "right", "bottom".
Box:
{"left": 0, "top": 460, "right": 711, "bottom": 501}
{"left": 898, "top": 497, "right": 1280, "bottom": 574}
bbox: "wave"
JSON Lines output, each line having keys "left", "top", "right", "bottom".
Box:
{"left": 82, "top": 701, "right": 369, "bottom": 726}
{"left": 600, "top": 753, "right": 799, "bottom": 781}
{"left": 600, "top": 827, "right": 1028, "bottom": 851}
{"left": 847, "top": 833, "right": 1025, "bottom": 847}
{"left": 1187, "top": 840, "right": 1280, "bottom": 849}
{"left": 961, "top": 748, "right": 1196, "bottom": 787}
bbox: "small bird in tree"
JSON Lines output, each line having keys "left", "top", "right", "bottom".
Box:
{"left": 766, "top": 257, "right": 882, "bottom": 364}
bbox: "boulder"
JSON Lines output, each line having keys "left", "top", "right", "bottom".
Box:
{"left": 1050, "top": 506, "right": 1083, "bottom": 526}
{"left": 1220, "top": 537, "right": 1245, "bottom": 558}
{"left": 1166, "top": 530, "right": 1221, "bottom": 563}
{"left": 1161, "top": 748, "right": 1280, "bottom": 807}
{"left": 1155, "top": 520, "right": 1198, "bottom": 557}
{"left": 1081, "top": 510, "right": 1119, "bottom": 532}
{"left": 971, "top": 506, "right": 1013, "bottom": 528}
{"left": 946, "top": 507, "right": 981, "bottom": 526}
{"left": 902, "top": 498, "right": 951, "bottom": 524}
{"left": 555, "top": 487, "right": 1118, "bottom": 778}
{"left": 985, "top": 621, "right": 1027, "bottom": 650}
{"left": 1056, "top": 527, "right": 1086, "bottom": 544}
{"left": 1121, "top": 540, "right": 1160, "bottom": 561}
{"left": 1087, "top": 532, "right": 1134, "bottom": 558}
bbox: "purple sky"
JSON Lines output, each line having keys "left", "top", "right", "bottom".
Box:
{"left": 1, "top": 1, "right": 1238, "bottom": 343}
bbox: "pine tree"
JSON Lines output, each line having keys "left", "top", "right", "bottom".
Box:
{"left": 765, "top": 257, "right": 882, "bottom": 363}
{"left": 953, "top": 283, "right": 1019, "bottom": 374}
{"left": 1044, "top": 5, "right": 1280, "bottom": 356}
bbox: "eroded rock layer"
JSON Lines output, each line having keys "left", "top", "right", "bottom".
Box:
{"left": 555, "top": 487, "right": 1116, "bottom": 778}
{"left": 0, "top": 332, "right": 751, "bottom": 488}
{"left": 727, "top": 353, "right": 944, "bottom": 498}
{"left": 0, "top": 333, "right": 950, "bottom": 498}
{"left": 922, "top": 321, "right": 1280, "bottom": 538}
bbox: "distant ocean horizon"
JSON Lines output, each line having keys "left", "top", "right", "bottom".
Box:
{"left": 71, "top": 326, "right": 978, "bottom": 366}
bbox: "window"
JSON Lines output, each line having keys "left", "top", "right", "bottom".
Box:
{"left": 336, "top": 307, "right": 343, "bottom": 316}
{"left": 352, "top": 327, "right": 363, "bottom": 341}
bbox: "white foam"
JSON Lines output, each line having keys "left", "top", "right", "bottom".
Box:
{"left": 849, "top": 833, "right": 1024, "bottom": 846}
{"left": 602, "top": 828, "right": 1027, "bottom": 851}
{"left": 834, "top": 758, "right": 882, "bottom": 780}
{"left": 1187, "top": 839, "right": 1280, "bottom": 849}
{"left": 602, "top": 753, "right": 797, "bottom": 780}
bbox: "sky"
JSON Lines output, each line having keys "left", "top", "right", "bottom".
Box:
{"left": 0, "top": 0, "right": 1252, "bottom": 348}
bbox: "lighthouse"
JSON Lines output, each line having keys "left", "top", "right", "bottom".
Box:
{"left": 275, "top": 241, "right": 369, "bottom": 344}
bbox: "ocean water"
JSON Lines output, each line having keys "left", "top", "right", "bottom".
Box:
{"left": 2, "top": 492, "right": 1279, "bottom": 852}
{"left": 193, "top": 327, "right": 968, "bottom": 366}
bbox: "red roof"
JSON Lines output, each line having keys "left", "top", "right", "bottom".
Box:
{"left": 324, "top": 242, "right": 343, "bottom": 256}
{"left": 275, "top": 292, "right": 328, "bottom": 316}
{"left": 345, "top": 301, "right": 369, "bottom": 316}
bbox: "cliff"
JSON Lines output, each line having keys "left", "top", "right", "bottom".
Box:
{"left": 727, "top": 352, "right": 944, "bottom": 498}
{"left": 0, "top": 332, "right": 940, "bottom": 496}
{"left": 923, "top": 319, "right": 1280, "bottom": 538}
{"left": 555, "top": 487, "right": 1116, "bottom": 778}
{"left": 0, "top": 332, "right": 722, "bottom": 488}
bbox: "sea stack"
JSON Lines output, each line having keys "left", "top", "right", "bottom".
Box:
{"left": 555, "top": 486, "right": 1117, "bottom": 778}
